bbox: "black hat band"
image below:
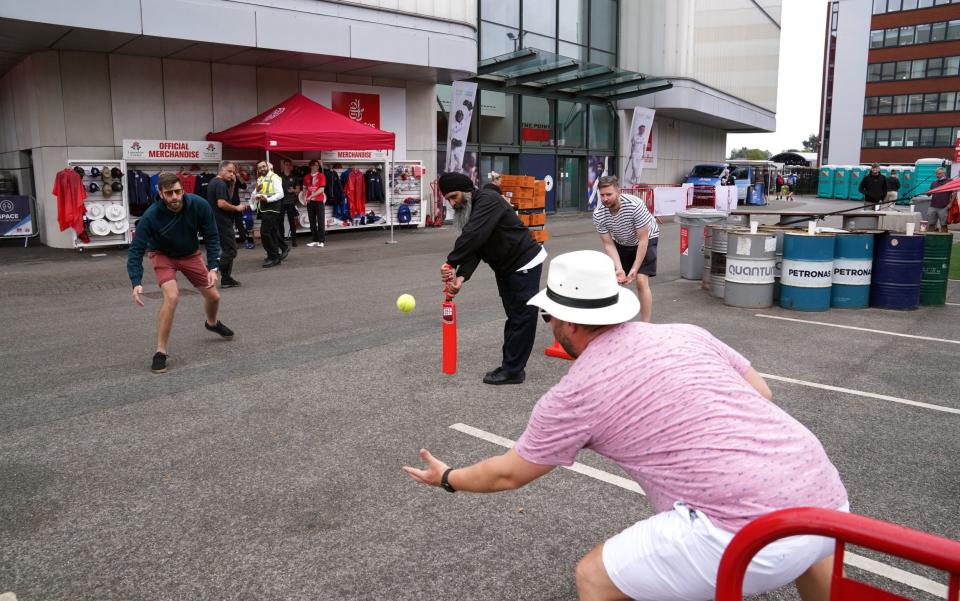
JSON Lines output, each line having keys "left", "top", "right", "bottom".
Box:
{"left": 546, "top": 287, "right": 619, "bottom": 309}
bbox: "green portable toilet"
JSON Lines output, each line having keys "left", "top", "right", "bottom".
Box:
{"left": 848, "top": 165, "right": 866, "bottom": 201}
{"left": 818, "top": 165, "right": 835, "bottom": 198}
{"left": 914, "top": 158, "right": 948, "bottom": 196}
{"left": 893, "top": 165, "right": 911, "bottom": 203}
{"left": 833, "top": 165, "right": 850, "bottom": 199}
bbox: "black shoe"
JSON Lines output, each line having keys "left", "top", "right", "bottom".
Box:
{"left": 204, "top": 320, "right": 234, "bottom": 338}
{"left": 483, "top": 369, "right": 525, "bottom": 385}
{"left": 484, "top": 366, "right": 504, "bottom": 378}
{"left": 291, "top": 238, "right": 298, "bottom": 247}
{"left": 279, "top": 247, "right": 290, "bottom": 261}
{"left": 220, "top": 278, "right": 241, "bottom": 288}
{"left": 262, "top": 258, "right": 280, "bottom": 268}
{"left": 151, "top": 352, "right": 168, "bottom": 374}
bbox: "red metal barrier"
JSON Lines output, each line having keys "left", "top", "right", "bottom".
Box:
{"left": 715, "top": 507, "right": 960, "bottom": 601}
{"left": 691, "top": 185, "right": 719, "bottom": 208}
{"left": 622, "top": 186, "right": 655, "bottom": 214}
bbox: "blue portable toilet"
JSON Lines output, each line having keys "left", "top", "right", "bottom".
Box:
{"left": 914, "top": 158, "right": 948, "bottom": 197}
{"left": 818, "top": 165, "right": 835, "bottom": 198}
{"left": 848, "top": 165, "right": 866, "bottom": 201}
{"left": 898, "top": 166, "right": 914, "bottom": 200}
{"left": 833, "top": 166, "right": 850, "bottom": 200}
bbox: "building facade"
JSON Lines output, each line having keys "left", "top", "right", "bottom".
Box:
{"left": 819, "top": 0, "right": 960, "bottom": 166}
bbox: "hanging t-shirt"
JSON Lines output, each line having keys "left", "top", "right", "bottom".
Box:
{"left": 180, "top": 173, "right": 197, "bottom": 195}
{"left": 53, "top": 168, "right": 87, "bottom": 233}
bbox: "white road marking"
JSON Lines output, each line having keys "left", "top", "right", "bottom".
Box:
{"left": 755, "top": 314, "right": 960, "bottom": 345}
{"left": 946, "top": 302, "right": 960, "bottom": 307}
{"left": 759, "top": 373, "right": 960, "bottom": 415}
{"left": 450, "top": 423, "right": 949, "bottom": 599}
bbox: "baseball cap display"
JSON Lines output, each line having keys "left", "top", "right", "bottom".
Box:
{"left": 111, "top": 167, "right": 123, "bottom": 179}
{"left": 89, "top": 219, "right": 111, "bottom": 236}
{"left": 73, "top": 166, "right": 85, "bottom": 177}
{"left": 101, "top": 183, "right": 113, "bottom": 197}
{"left": 101, "top": 169, "right": 113, "bottom": 183}
{"left": 90, "top": 167, "right": 101, "bottom": 178}
{"left": 108, "top": 218, "right": 128, "bottom": 235}
{"left": 88, "top": 182, "right": 100, "bottom": 193}
{"left": 84, "top": 201, "right": 106, "bottom": 220}
{"left": 105, "top": 203, "right": 126, "bottom": 222}
{"left": 111, "top": 180, "right": 123, "bottom": 192}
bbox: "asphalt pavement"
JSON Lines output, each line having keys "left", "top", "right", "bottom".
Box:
{"left": 1, "top": 196, "right": 958, "bottom": 601}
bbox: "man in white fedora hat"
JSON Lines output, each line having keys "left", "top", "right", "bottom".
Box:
{"left": 404, "top": 250, "right": 848, "bottom": 601}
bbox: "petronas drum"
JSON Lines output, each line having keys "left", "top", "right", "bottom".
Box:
{"left": 724, "top": 232, "right": 777, "bottom": 308}
{"left": 708, "top": 225, "right": 733, "bottom": 298}
{"left": 831, "top": 233, "right": 875, "bottom": 309}
{"left": 780, "top": 233, "right": 836, "bottom": 311}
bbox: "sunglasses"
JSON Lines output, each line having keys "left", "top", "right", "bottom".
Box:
{"left": 540, "top": 311, "right": 552, "bottom": 323}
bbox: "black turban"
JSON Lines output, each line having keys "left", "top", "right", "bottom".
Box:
{"left": 438, "top": 172, "right": 475, "bottom": 195}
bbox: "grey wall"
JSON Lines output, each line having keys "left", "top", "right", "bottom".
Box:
{"left": 825, "top": 0, "right": 871, "bottom": 166}
{"left": 619, "top": 112, "right": 727, "bottom": 185}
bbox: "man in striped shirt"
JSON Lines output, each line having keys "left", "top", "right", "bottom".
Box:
{"left": 593, "top": 175, "right": 659, "bottom": 321}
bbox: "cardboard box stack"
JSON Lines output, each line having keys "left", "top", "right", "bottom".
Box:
{"left": 500, "top": 174, "right": 548, "bottom": 243}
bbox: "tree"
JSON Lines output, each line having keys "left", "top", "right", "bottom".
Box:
{"left": 729, "top": 147, "right": 771, "bottom": 160}
{"left": 802, "top": 134, "right": 819, "bottom": 153}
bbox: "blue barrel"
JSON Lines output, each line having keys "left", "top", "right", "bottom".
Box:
{"left": 831, "top": 233, "right": 874, "bottom": 308}
{"left": 870, "top": 233, "right": 923, "bottom": 310}
{"left": 780, "top": 233, "right": 835, "bottom": 311}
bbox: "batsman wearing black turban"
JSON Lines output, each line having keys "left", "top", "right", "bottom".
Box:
{"left": 438, "top": 172, "right": 547, "bottom": 385}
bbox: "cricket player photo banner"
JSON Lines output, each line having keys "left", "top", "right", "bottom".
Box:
{"left": 444, "top": 81, "right": 478, "bottom": 175}
{"left": 622, "top": 107, "right": 655, "bottom": 186}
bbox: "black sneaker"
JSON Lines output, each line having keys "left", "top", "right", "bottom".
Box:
{"left": 279, "top": 247, "right": 290, "bottom": 261}
{"left": 204, "top": 320, "right": 234, "bottom": 338}
{"left": 221, "top": 278, "right": 241, "bottom": 288}
{"left": 151, "top": 352, "right": 168, "bottom": 374}
{"left": 262, "top": 259, "right": 280, "bottom": 268}
{"left": 483, "top": 369, "right": 525, "bottom": 385}
{"left": 484, "top": 366, "right": 504, "bottom": 378}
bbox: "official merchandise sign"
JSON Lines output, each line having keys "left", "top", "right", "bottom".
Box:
{"left": 321, "top": 150, "right": 389, "bottom": 161}
{"left": 332, "top": 92, "right": 381, "bottom": 129}
{"left": 725, "top": 258, "right": 776, "bottom": 284}
{"left": 123, "top": 140, "right": 222, "bottom": 162}
{"left": 781, "top": 259, "right": 834, "bottom": 288}
{"left": 0, "top": 195, "right": 34, "bottom": 237}
{"left": 832, "top": 259, "right": 872, "bottom": 285}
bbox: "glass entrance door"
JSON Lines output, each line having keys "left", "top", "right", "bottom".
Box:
{"left": 479, "top": 154, "right": 513, "bottom": 185}
{"left": 556, "top": 157, "right": 584, "bottom": 211}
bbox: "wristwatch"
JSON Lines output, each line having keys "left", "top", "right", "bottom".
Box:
{"left": 440, "top": 468, "right": 456, "bottom": 493}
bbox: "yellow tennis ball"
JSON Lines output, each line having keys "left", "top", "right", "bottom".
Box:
{"left": 396, "top": 293, "right": 416, "bottom": 314}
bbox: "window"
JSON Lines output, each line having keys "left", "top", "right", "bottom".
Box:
{"left": 895, "top": 60, "right": 911, "bottom": 79}
{"left": 863, "top": 130, "right": 877, "bottom": 147}
{"left": 888, "top": 0, "right": 902, "bottom": 8}
{"left": 871, "top": 29, "right": 885, "bottom": 47}
{"left": 867, "top": 63, "right": 882, "bottom": 81}
{"left": 939, "top": 92, "right": 956, "bottom": 111}
{"left": 559, "top": 0, "right": 588, "bottom": 44}
{"left": 884, "top": 27, "right": 899, "bottom": 46}
{"left": 899, "top": 26, "right": 915, "bottom": 45}
{"left": 881, "top": 62, "right": 896, "bottom": 80}
{"left": 523, "top": 32, "right": 556, "bottom": 53}
{"left": 480, "top": 21, "right": 520, "bottom": 59}
{"left": 927, "top": 57, "right": 943, "bottom": 77}
{"left": 890, "top": 128, "right": 905, "bottom": 147}
{"left": 481, "top": 0, "right": 519, "bottom": 26}
{"left": 918, "top": 0, "right": 934, "bottom": 7}
{"left": 948, "top": 20, "right": 960, "bottom": 40}
{"left": 558, "top": 41, "right": 587, "bottom": 61}
{"left": 908, "top": 93, "right": 924, "bottom": 112}
{"left": 924, "top": 93, "right": 939, "bottom": 112}
{"left": 522, "top": 0, "right": 556, "bottom": 37}
{"left": 589, "top": 0, "right": 617, "bottom": 52}
{"left": 931, "top": 21, "right": 947, "bottom": 42}
{"left": 877, "top": 129, "right": 891, "bottom": 147}
{"left": 477, "top": 91, "right": 517, "bottom": 145}
{"left": 911, "top": 59, "right": 926, "bottom": 78}
{"left": 589, "top": 105, "right": 614, "bottom": 149}
{"left": 589, "top": 49, "right": 616, "bottom": 67}
{"left": 915, "top": 23, "right": 931, "bottom": 43}
{"left": 893, "top": 95, "right": 908, "bottom": 113}
{"left": 905, "top": 128, "right": 920, "bottom": 147}
{"left": 865, "top": 97, "right": 880, "bottom": 114}
{"left": 521, "top": 96, "right": 552, "bottom": 147}
{"left": 874, "top": 0, "right": 887, "bottom": 11}
{"left": 556, "top": 101, "right": 585, "bottom": 147}
{"left": 945, "top": 56, "right": 960, "bottom": 76}
{"left": 878, "top": 96, "right": 893, "bottom": 114}
{"left": 902, "top": 0, "right": 919, "bottom": 8}
{"left": 920, "top": 127, "right": 936, "bottom": 146}
{"left": 935, "top": 127, "right": 952, "bottom": 146}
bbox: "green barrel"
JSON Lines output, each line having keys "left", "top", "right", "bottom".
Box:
{"left": 920, "top": 233, "right": 952, "bottom": 306}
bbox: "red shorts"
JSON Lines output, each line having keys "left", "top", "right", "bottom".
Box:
{"left": 149, "top": 250, "right": 212, "bottom": 289}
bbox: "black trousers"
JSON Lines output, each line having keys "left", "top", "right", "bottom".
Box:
{"left": 260, "top": 211, "right": 287, "bottom": 260}
{"left": 307, "top": 201, "right": 326, "bottom": 243}
{"left": 233, "top": 211, "right": 248, "bottom": 243}
{"left": 216, "top": 219, "right": 237, "bottom": 279}
{"left": 281, "top": 203, "right": 299, "bottom": 238}
{"left": 494, "top": 263, "right": 543, "bottom": 374}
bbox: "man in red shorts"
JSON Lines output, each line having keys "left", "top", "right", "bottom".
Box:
{"left": 127, "top": 171, "right": 235, "bottom": 373}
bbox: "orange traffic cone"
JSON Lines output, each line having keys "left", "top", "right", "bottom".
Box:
{"left": 544, "top": 340, "right": 574, "bottom": 360}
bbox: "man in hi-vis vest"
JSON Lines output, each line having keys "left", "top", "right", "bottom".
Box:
{"left": 254, "top": 161, "right": 288, "bottom": 268}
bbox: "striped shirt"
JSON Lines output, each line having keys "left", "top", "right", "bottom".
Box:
{"left": 593, "top": 193, "right": 658, "bottom": 246}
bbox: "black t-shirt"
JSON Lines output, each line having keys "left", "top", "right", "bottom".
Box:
{"left": 886, "top": 176, "right": 901, "bottom": 191}
{"left": 207, "top": 177, "right": 233, "bottom": 223}
{"left": 281, "top": 173, "right": 300, "bottom": 205}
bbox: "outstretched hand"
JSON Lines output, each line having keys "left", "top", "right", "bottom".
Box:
{"left": 402, "top": 448, "right": 449, "bottom": 487}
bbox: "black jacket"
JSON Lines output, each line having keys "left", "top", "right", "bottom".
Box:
{"left": 885, "top": 176, "right": 900, "bottom": 192}
{"left": 446, "top": 185, "right": 542, "bottom": 281}
{"left": 858, "top": 172, "right": 887, "bottom": 201}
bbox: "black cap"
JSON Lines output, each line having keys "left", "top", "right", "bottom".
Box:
{"left": 73, "top": 166, "right": 85, "bottom": 177}
{"left": 88, "top": 182, "right": 100, "bottom": 192}
{"left": 111, "top": 181, "right": 123, "bottom": 192}
{"left": 90, "top": 167, "right": 101, "bottom": 178}
{"left": 111, "top": 167, "right": 123, "bottom": 179}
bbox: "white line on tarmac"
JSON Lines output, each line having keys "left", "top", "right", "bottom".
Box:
{"left": 450, "top": 423, "right": 949, "bottom": 599}
{"left": 946, "top": 302, "right": 960, "bottom": 307}
{"left": 759, "top": 373, "right": 960, "bottom": 415}
{"left": 755, "top": 314, "right": 960, "bottom": 345}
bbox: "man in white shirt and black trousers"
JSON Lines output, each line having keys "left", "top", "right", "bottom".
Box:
{"left": 593, "top": 175, "right": 659, "bottom": 322}
{"left": 438, "top": 172, "right": 547, "bottom": 385}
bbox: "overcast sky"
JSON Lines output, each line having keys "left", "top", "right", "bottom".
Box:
{"left": 726, "top": 0, "right": 829, "bottom": 156}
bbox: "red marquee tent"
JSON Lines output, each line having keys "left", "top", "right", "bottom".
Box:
{"left": 206, "top": 93, "right": 395, "bottom": 151}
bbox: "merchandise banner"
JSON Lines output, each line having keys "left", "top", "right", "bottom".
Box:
{"left": 0, "top": 195, "right": 34, "bottom": 237}
{"left": 444, "top": 81, "right": 478, "bottom": 174}
{"left": 623, "top": 107, "right": 655, "bottom": 186}
{"left": 321, "top": 150, "right": 389, "bottom": 161}
{"left": 332, "top": 91, "right": 381, "bottom": 129}
{"left": 123, "top": 139, "right": 222, "bottom": 162}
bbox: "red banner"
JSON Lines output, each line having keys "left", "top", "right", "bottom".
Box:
{"left": 954, "top": 135, "right": 960, "bottom": 163}
{"left": 332, "top": 92, "right": 381, "bottom": 129}
{"left": 521, "top": 127, "right": 551, "bottom": 142}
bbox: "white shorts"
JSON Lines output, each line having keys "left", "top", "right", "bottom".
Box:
{"left": 602, "top": 501, "right": 850, "bottom": 601}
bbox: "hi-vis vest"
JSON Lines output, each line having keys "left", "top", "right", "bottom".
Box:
{"left": 256, "top": 173, "right": 280, "bottom": 212}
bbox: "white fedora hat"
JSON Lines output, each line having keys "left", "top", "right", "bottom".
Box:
{"left": 108, "top": 218, "right": 129, "bottom": 234}
{"left": 85, "top": 202, "right": 106, "bottom": 220}
{"left": 105, "top": 203, "right": 126, "bottom": 222}
{"left": 527, "top": 250, "right": 639, "bottom": 325}
{"left": 89, "top": 218, "right": 111, "bottom": 237}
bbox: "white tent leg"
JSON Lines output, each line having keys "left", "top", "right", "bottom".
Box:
{"left": 386, "top": 148, "right": 397, "bottom": 245}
